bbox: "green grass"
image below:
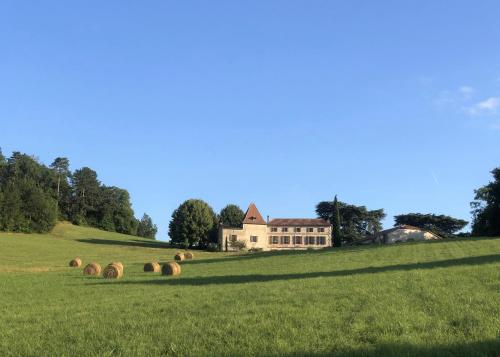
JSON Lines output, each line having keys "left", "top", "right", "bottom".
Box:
{"left": 0, "top": 223, "right": 499, "bottom": 356}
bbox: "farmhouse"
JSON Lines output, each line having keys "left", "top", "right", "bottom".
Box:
{"left": 373, "top": 225, "right": 441, "bottom": 244}
{"left": 219, "top": 203, "right": 332, "bottom": 251}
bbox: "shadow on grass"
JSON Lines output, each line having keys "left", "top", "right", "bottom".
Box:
{"left": 276, "top": 339, "right": 500, "bottom": 357}
{"left": 76, "top": 238, "right": 172, "bottom": 249}
{"left": 88, "top": 253, "right": 500, "bottom": 287}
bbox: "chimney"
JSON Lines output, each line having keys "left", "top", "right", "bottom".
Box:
{"left": 267, "top": 215, "right": 270, "bottom": 224}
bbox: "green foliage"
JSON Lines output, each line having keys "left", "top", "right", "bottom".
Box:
{"left": 471, "top": 167, "right": 500, "bottom": 236}
{"left": 219, "top": 204, "right": 244, "bottom": 227}
{"left": 50, "top": 157, "right": 71, "bottom": 220}
{"left": 394, "top": 213, "right": 468, "bottom": 237}
{"left": 332, "top": 196, "right": 342, "bottom": 247}
{"left": 137, "top": 213, "right": 158, "bottom": 239}
{"left": 0, "top": 150, "right": 154, "bottom": 236}
{"left": 0, "top": 153, "right": 57, "bottom": 233}
{"left": 316, "top": 199, "right": 386, "bottom": 242}
{"left": 168, "top": 199, "right": 217, "bottom": 248}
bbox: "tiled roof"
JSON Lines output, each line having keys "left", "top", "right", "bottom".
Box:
{"left": 242, "top": 203, "right": 267, "bottom": 225}
{"left": 268, "top": 218, "right": 330, "bottom": 227}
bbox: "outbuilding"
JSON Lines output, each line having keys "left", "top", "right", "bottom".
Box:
{"left": 374, "top": 225, "right": 441, "bottom": 244}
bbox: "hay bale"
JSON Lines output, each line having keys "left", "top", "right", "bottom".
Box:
{"left": 103, "top": 263, "right": 123, "bottom": 279}
{"left": 69, "top": 257, "right": 82, "bottom": 267}
{"left": 184, "top": 252, "right": 194, "bottom": 260}
{"left": 162, "top": 262, "right": 181, "bottom": 276}
{"left": 144, "top": 262, "right": 161, "bottom": 273}
{"left": 108, "top": 262, "right": 124, "bottom": 272}
{"left": 174, "top": 253, "right": 185, "bottom": 262}
{"left": 83, "top": 263, "right": 101, "bottom": 276}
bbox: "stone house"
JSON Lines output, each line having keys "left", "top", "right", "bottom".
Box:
{"left": 219, "top": 203, "right": 332, "bottom": 251}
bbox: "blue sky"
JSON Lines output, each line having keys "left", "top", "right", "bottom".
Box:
{"left": 1, "top": 1, "right": 499, "bottom": 239}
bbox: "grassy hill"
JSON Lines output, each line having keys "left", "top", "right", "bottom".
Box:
{"left": 0, "top": 223, "right": 499, "bottom": 356}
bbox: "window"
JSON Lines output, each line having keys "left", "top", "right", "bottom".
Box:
{"left": 318, "top": 228, "right": 325, "bottom": 233}
{"left": 280, "top": 236, "right": 290, "bottom": 244}
{"left": 294, "top": 227, "right": 301, "bottom": 233}
{"left": 307, "top": 227, "right": 314, "bottom": 233}
{"left": 271, "top": 227, "right": 278, "bottom": 232}
{"left": 230, "top": 235, "right": 238, "bottom": 242}
{"left": 293, "top": 236, "right": 302, "bottom": 244}
{"left": 307, "top": 236, "right": 315, "bottom": 245}
{"left": 250, "top": 236, "right": 258, "bottom": 243}
{"left": 269, "top": 236, "right": 279, "bottom": 244}
{"left": 281, "top": 227, "right": 288, "bottom": 233}
{"left": 317, "top": 236, "right": 326, "bottom": 245}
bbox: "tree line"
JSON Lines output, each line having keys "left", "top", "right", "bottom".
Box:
{"left": 0, "top": 149, "right": 157, "bottom": 238}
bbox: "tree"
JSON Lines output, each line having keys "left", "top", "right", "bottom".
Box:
{"left": 471, "top": 168, "right": 500, "bottom": 236}
{"left": 219, "top": 204, "right": 244, "bottom": 227}
{"left": 137, "top": 213, "right": 158, "bottom": 239}
{"left": 0, "top": 152, "right": 57, "bottom": 233}
{"left": 71, "top": 167, "right": 101, "bottom": 226}
{"left": 394, "top": 213, "right": 468, "bottom": 237}
{"left": 332, "top": 196, "right": 342, "bottom": 247}
{"left": 316, "top": 200, "right": 385, "bottom": 242}
{"left": 97, "top": 186, "right": 137, "bottom": 235}
{"left": 169, "top": 199, "right": 217, "bottom": 248}
{"left": 50, "top": 157, "right": 71, "bottom": 219}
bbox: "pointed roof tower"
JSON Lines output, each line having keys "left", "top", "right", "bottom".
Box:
{"left": 242, "top": 203, "right": 267, "bottom": 225}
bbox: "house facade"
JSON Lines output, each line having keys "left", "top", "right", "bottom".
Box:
{"left": 219, "top": 203, "right": 332, "bottom": 251}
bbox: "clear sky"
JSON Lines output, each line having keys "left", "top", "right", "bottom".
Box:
{"left": 1, "top": 1, "right": 499, "bottom": 239}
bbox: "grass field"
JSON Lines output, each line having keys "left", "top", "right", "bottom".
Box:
{"left": 0, "top": 222, "right": 499, "bottom": 356}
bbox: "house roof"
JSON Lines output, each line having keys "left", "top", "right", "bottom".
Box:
{"left": 242, "top": 203, "right": 267, "bottom": 225}
{"left": 268, "top": 218, "right": 330, "bottom": 227}
{"left": 376, "top": 225, "right": 439, "bottom": 236}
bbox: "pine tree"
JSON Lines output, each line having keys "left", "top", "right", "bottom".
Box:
{"left": 332, "top": 195, "right": 342, "bottom": 247}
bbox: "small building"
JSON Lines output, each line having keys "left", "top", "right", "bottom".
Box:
{"left": 374, "top": 225, "right": 441, "bottom": 244}
{"left": 219, "top": 203, "right": 332, "bottom": 251}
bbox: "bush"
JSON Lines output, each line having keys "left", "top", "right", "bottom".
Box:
{"left": 230, "top": 240, "right": 246, "bottom": 251}
{"left": 248, "top": 248, "right": 263, "bottom": 252}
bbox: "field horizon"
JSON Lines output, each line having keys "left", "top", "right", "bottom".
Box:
{"left": 1, "top": 222, "right": 499, "bottom": 356}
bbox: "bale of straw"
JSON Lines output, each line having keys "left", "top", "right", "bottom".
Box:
{"left": 103, "top": 263, "right": 123, "bottom": 279}
{"left": 108, "top": 262, "right": 124, "bottom": 272}
{"left": 83, "top": 263, "right": 101, "bottom": 276}
{"left": 162, "top": 262, "right": 181, "bottom": 276}
{"left": 69, "top": 257, "right": 82, "bottom": 267}
{"left": 184, "top": 252, "right": 194, "bottom": 260}
{"left": 174, "top": 253, "right": 185, "bottom": 262}
{"left": 144, "top": 262, "right": 161, "bottom": 273}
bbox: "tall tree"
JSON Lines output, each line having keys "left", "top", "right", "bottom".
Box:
{"left": 332, "top": 196, "right": 342, "bottom": 247}
{"left": 50, "top": 157, "right": 71, "bottom": 219}
{"left": 316, "top": 200, "right": 385, "bottom": 242}
{"left": 219, "top": 204, "right": 244, "bottom": 227}
{"left": 394, "top": 213, "right": 468, "bottom": 237}
{"left": 71, "top": 167, "right": 101, "bottom": 226}
{"left": 471, "top": 167, "right": 500, "bottom": 236}
{"left": 137, "top": 213, "right": 158, "bottom": 239}
{"left": 169, "top": 199, "right": 217, "bottom": 248}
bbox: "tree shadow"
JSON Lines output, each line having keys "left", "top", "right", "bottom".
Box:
{"left": 88, "top": 253, "right": 500, "bottom": 287}
{"left": 273, "top": 339, "right": 500, "bottom": 357}
{"left": 180, "top": 246, "right": 377, "bottom": 266}
{"left": 76, "top": 238, "right": 172, "bottom": 249}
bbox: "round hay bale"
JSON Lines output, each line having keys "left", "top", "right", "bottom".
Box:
{"left": 108, "top": 262, "right": 124, "bottom": 272}
{"left": 103, "top": 263, "right": 123, "bottom": 279}
{"left": 69, "top": 257, "right": 82, "bottom": 267}
{"left": 83, "top": 263, "right": 101, "bottom": 276}
{"left": 184, "top": 252, "right": 194, "bottom": 260}
{"left": 144, "top": 262, "right": 161, "bottom": 273}
{"left": 162, "top": 262, "right": 181, "bottom": 276}
{"left": 174, "top": 253, "right": 185, "bottom": 262}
